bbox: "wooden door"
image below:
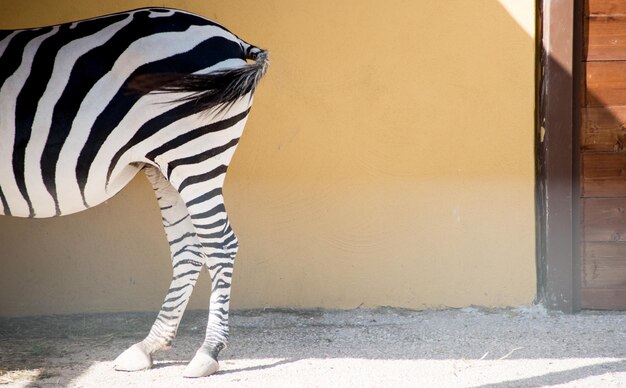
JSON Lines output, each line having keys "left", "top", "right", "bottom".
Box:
{"left": 581, "top": 0, "right": 626, "bottom": 309}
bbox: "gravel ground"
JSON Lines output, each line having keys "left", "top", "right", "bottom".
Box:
{"left": 0, "top": 306, "right": 625, "bottom": 387}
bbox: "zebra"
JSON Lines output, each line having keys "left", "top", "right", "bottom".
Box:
{"left": 0, "top": 8, "right": 268, "bottom": 378}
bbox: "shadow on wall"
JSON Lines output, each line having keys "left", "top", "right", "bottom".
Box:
{"left": 0, "top": 1, "right": 538, "bottom": 316}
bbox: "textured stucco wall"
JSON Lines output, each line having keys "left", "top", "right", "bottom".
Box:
{"left": 0, "top": 0, "right": 536, "bottom": 316}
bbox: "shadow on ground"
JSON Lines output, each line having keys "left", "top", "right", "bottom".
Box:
{"left": 0, "top": 307, "right": 625, "bottom": 387}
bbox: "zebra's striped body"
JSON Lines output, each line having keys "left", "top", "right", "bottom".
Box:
{"left": 0, "top": 8, "right": 267, "bottom": 377}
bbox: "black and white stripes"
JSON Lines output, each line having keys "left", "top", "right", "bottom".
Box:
{"left": 0, "top": 8, "right": 267, "bottom": 378}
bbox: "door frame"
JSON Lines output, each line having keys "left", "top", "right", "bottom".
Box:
{"left": 536, "top": 0, "right": 583, "bottom": 312}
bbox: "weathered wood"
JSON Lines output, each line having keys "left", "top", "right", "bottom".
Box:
{"left": 537, "top": 0, "right": 579, "bottom": 312}
{"left": 581, "top": 107, "right": 626, "bottom": 152}
{"left": 581, "top": 1, "right": 626, "bottom": 311}
{"left": 587, "top": 0, "right": 626, "bottom": 16}
{"left": 582, "top": 153, "right": 626, "bottom": 196}
{"left": 586, "top": 62, "right": 626, "bottom": 106}
{"left": 583, "top": 198, "right": 626, "bottom": 241}
{"left": 583, "top": 243, "right": 626, "bottom": 287}
{"left": 585, "top": 16, "right": 626, "bottom": 60}
{"left": 581, "top": 287, "right": 626, "bottom": 309}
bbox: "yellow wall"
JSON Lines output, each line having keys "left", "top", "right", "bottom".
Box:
{"left": 0, "top": 1, "right": 536, "bottom": 316}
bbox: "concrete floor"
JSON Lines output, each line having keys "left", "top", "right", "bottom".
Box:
{"left": 0, "top": 306, "right": 625, "bottom": 387}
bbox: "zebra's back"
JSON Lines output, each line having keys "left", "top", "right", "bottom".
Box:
{"left": 0, "top": 8, "right": 261, "bottom": 218}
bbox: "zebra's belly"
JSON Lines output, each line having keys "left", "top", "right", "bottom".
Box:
{"left": 60, "top": 162, "right": 144, "bottom": 217}
{"left": 0, "top": 162, "right": 143, "bottom": 218}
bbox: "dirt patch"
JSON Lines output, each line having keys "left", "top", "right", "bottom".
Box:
{"left": 0, "top": 307, "right": 625, "bottom": 387}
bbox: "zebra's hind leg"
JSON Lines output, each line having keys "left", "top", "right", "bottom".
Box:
{"left": 114, "top": 166, "right": 204, "bottom": 372}
{"left": 177, "top": 186, "right": 238, "bottom": 378}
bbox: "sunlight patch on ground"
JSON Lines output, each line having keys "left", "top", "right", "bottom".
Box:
{"left": 0, "top": 368, "right": 60, "bottom": 386}
{"left": 60, "top": 357, "right": 626, "bottom": 387}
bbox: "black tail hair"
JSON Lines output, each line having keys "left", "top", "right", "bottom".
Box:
{"left": 129, "top": 46, "right": 269, "bottom": 112}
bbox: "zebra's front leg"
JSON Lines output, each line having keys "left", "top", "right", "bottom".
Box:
{"left": 114, "top": 166, "right": 204, "bottom": 372}
{"left": 181, "top": 192, "right": 238, "bottom": 378}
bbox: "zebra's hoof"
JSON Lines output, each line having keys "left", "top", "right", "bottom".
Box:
{"left": 182, "top": 351, "right": 219, "bottom": 378}
{"left": 114, "top": 343, "right": 153, "bottom": 371}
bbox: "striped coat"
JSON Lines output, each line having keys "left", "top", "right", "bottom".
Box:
{"left": 0, "top": 8, "right": 268, "bottom": 378}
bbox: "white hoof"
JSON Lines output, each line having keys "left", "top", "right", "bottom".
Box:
{"left": 114, "top": 343, "right": 153, "bottom": 371}
{"left": 182, "top": 351, "right": 219, "bottom": 378}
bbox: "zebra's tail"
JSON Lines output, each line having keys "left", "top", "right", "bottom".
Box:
{"left": 129, "top": 44, "right": 269, "bottom": 112}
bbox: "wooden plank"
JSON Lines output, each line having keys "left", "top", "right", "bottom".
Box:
{"left": 586, "top": 62, "right": 626, "bottom": 107}
{"left": 582, "top": 153, "right": 626, "bottom": 196}
{"left": 586, "top": 17, "right": 626, "bottom": 60}
{"left": 589, "top": 0, "right": 626, "bottom": 16}
{"left": 581, "top": 287, "right": 626, "bottom": 309}
{"left": 581, "top": 107, "right": 626, "bottom": 152}
{"left": 587, "top": 0, "right": 626, "bottom": 16}
{"left": 583, "top": 198, "right": 626, "bottom": 241}
{"left": 538, "top": 0, "right": 579, "bottom": 312}
{"left": 583, "top": 243, "right": 626, "bottom": 287}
